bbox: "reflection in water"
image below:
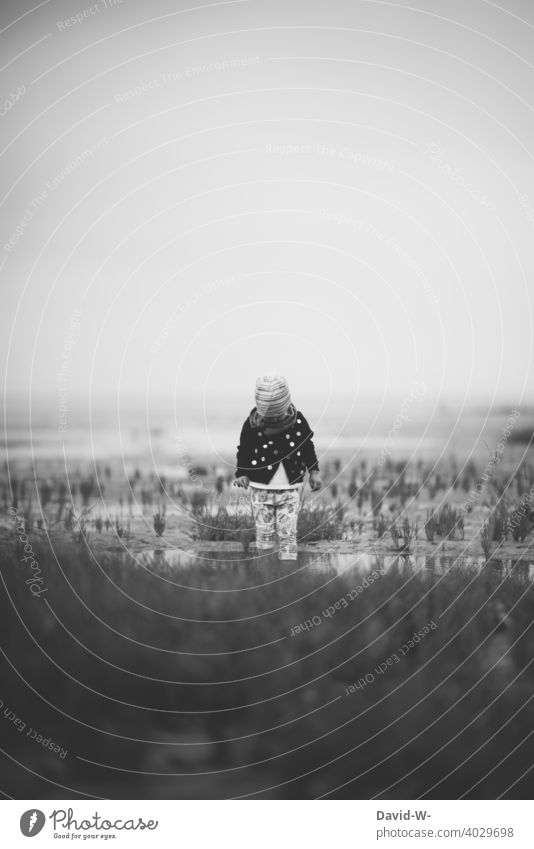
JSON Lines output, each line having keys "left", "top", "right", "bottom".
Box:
{"left": 133, "top": 547, "right": 534, "bottom": 583}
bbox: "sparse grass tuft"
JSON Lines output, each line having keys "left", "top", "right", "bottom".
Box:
{"left": 390, "top": 516, "right": 419, "bottom": 553}
{"left": 297, "top": 498, "right": 346, "bottom": 542}
{"left": 480, "top": 521, "right": 492, "bottom": 562}
{"left": 153, "top": 504, "right": 166, "bottom": 537}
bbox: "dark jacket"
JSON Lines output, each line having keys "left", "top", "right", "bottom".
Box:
{"left": 235, "top": 409, "right": 319, "bottom": 485}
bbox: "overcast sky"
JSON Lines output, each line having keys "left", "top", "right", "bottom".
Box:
{"left": 1, "top": 0, "right": 533, "bottom": 409}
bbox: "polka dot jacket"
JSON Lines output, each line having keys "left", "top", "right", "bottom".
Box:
{"left": 235, "top": 409, "right": 320, "bottom": 485}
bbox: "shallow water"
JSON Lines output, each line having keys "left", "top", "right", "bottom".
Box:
{"left": 131, "top": 547, "right": 534, "bottom": 582}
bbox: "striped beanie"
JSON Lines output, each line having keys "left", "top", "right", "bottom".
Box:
{"left": 255, "top": 373, "right": 292, "bottom": 419}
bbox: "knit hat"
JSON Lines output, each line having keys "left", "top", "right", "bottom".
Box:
{"left": 255, "top": 373, "right": 292, "bottom": 420}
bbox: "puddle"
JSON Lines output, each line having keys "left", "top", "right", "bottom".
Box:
{"left": 330, "top": 553, "right": 534, "bottom": 581}
{"left": 130, "top": 548, "right": 534, "bottom": 582}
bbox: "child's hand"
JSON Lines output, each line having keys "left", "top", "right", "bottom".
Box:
{"left": 234, "top": 476, "right": 250, "bottom": 489}
{"left": 309, "top": 471, "right": 322, "bottom": 492}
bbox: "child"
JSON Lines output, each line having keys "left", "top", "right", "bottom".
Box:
{"left": 234, "top": 373, "right": 321, "bottom": 560}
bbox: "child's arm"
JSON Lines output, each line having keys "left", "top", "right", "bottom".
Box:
{"left": 298, "top": 413, "right": 322, "bottom": 490}
{"left": 234, "top": 419, "right": 251, "bottom": 487}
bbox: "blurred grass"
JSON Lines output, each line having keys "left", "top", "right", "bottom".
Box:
{"left": 1, "top": 533, "right": 534, "bottom": 799}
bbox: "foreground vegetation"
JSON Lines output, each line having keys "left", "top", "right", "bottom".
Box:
{"left": 1, "top": 531, "right": 533, "bottom": 799}
{"left": 3, "top": 452, "right": 534, "bottom": 557}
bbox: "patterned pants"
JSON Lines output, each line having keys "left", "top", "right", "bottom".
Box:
{"left": 250, "top": 487, "right": 301, "bottom": 560}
